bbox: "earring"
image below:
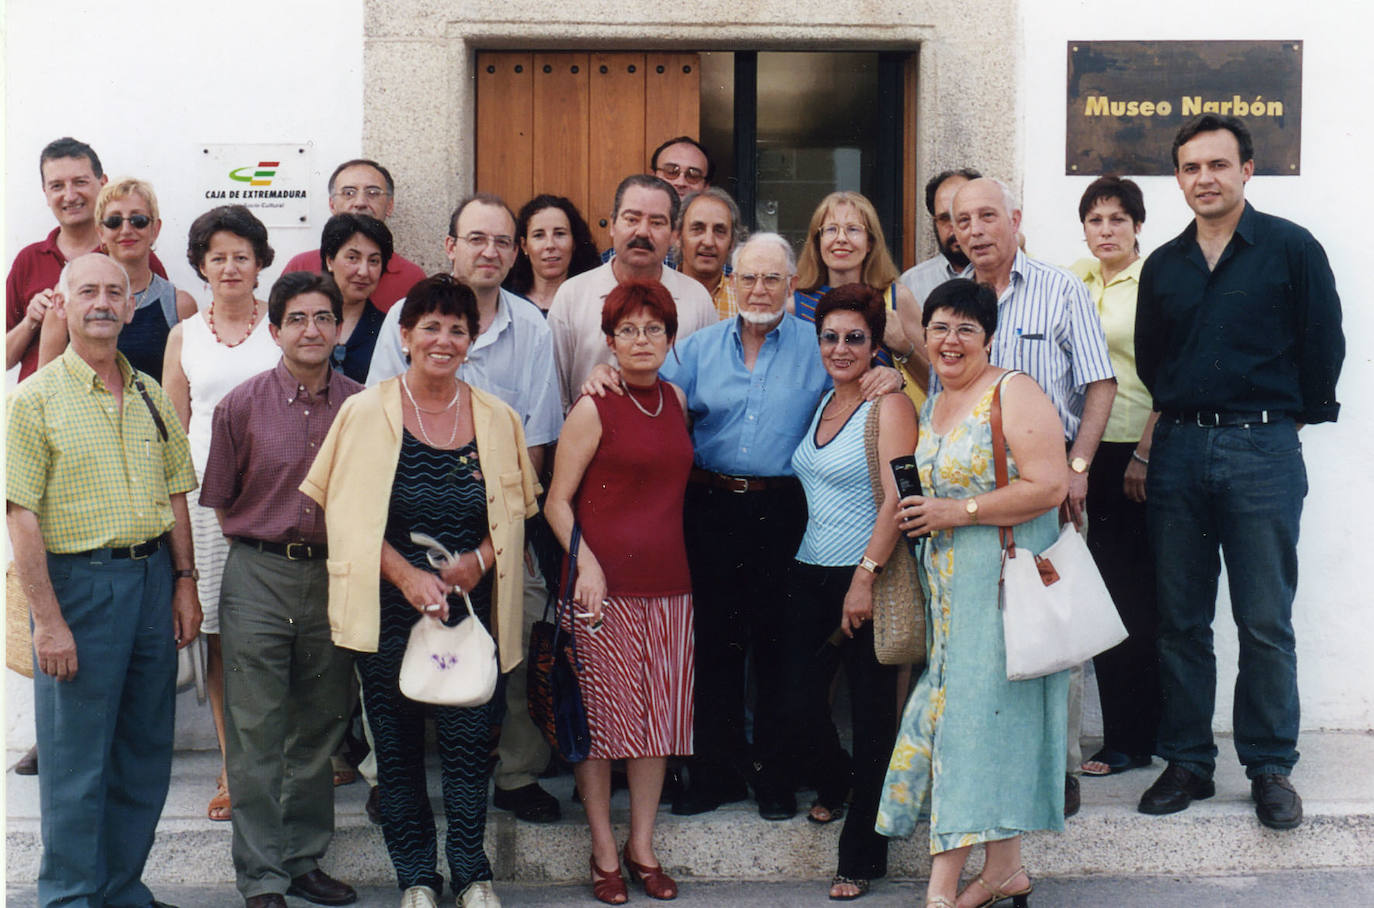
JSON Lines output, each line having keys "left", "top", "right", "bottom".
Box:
{"left": 402, "top": 347, "right": 409, "bottom": 355}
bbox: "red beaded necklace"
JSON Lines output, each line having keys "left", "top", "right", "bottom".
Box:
{"left": 207, "top": 299, "right": 260, "bottom": 348}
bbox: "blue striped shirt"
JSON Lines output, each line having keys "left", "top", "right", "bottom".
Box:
{"left": 933, "top": 251, "right": 1114, "bottom": 440}
{"left": 792, "top": 396, "right": 876, "bottom": 565}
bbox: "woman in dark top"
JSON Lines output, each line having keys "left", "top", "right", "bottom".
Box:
{"left": 321, "top": 212, "right": 393, "bottom": 383}
{"left": 503, "top": 194, "right": 601, "bottom": 313}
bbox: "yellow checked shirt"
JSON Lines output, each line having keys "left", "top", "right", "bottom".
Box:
{"left": 6, "top": 347, "right": 197, "bottom": 553}
{"left": 711, "top": 276, "right": 738, "bottom": 321}
{"left": 1069, "top": 257, "right": 1152, "bottom": 443}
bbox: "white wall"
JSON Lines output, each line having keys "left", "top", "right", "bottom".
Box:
{"left": 1019, "top": 3, "right": 1373, "bottom": 730}
{"left": 4, "top": 0, "right": 364, "bottom": 749}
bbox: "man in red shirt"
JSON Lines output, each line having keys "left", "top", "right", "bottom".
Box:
{"left": 281, "top": 159, "right": 424, "bottom": 311}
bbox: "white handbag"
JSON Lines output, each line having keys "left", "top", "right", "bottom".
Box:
{"left": 989, "top": 374, "right": 1127, "bottom": 681}
{"left": 398, "top": 588, "right": 499, "bottom": 707}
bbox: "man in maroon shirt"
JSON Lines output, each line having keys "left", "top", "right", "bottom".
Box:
{"left": 200, "top": 272, "right": 362, "bottom": 908}
{"left": 6, "top": 137, "right": 167, "bottom": 381}
{"left": 281, "top": 159, "right": 425, "bottom": 312}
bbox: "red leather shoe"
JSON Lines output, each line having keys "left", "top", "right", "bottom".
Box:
{"left": 622, "top": 844, "right": 678, "bottom": 900}
{"left": 590, "top": 856, "right": 627, "bottom": 905}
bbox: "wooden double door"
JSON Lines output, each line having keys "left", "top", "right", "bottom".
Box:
{"left": 476, "top": 51, "right": 700, "bottom": 251}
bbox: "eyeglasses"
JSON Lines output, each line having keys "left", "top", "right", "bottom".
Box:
{"left": 819, "top": 329, "right": 871, "bottom": 347}
{"left": 282, "top": 312, "right": 339, "bottom": 329}
{"left": 736, "top": 273, "right": 786, "bottom": 291}
{"left": 459, "top": 232, "right": 514, "bottom": 251}
{"left": 819, "top": 224, "right": 867, "bottom": 241}
{"left": 656, "top": 163, "right": 705, "bottom": 183}
{"left": 925, "top": 323, "right": 984, "bottom": 341}
{"left": 333, "top": 186, "right": 389, "bottom": 201}
{"left": 100, "top": 214, "right": 153, "bottom": 230}
{"left": 614, "top": 323, "right": 667, "bottom": 341}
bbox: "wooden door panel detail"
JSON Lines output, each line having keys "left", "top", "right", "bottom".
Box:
{"left": 532, "top": 52, "right": 590, "bottom": 218}
{"left": 588, "top": 53, "right": 646, "bottom": 249}
{"left": 475, "top": 52, "right": 533, "bottom": 216}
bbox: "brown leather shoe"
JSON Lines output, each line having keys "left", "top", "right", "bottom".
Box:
{"left": 287, "top": 869, "right": 358, "bottom": 906}
{"left": 14, "top": 745, "right": 37, "bottom": 776}
{"left": 1063, "top": 773, "right": 1080, "bottom": 818}
{"left": 245, "top": 895, "right": 287, "bottom": 908}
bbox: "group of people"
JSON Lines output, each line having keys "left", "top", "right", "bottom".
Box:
{"left": 5, "top": 112, "right": 1343, "bottom": 908}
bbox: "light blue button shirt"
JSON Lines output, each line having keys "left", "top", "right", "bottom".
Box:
{"left": 660, "top": 313, "right": 831, "bottom": 477}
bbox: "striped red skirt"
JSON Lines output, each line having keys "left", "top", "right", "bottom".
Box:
{"left": 571, "top": 593, "right": 694, "bottom": 760}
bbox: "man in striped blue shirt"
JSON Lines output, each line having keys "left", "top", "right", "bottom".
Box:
{"left": 949, "top": 177, "right": 1117, "bottom": 817}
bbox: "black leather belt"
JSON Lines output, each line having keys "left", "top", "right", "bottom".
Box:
{"left": 236, "top": 538, "right": 329, "bottom": 560}
{"left": 1163, "top": 409, "right": 1288, "bottom": 428}
{"left": 690, "top": 468, "right": 796, "bottom": 494}
{"left": 73, "top": 534, "right": 167, "bottom": 561}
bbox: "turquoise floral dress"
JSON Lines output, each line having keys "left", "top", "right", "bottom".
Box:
{"left": 875, "top": 375, "right": 1068, "bottom": 854}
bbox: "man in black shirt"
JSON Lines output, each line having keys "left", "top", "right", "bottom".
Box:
{"left": 1133, "top": 115, "right": 1344, "bottom": 830}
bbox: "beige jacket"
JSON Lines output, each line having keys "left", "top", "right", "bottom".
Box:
{"left": 301, "top": 378, "right": 540, "bottom": 671}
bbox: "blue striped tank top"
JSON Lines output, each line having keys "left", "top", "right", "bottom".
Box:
{"left": 792, "top": 394, "right": 876, "bottom": 566}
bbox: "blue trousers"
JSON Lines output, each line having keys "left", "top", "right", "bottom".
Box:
{"left": 1146, "top": 417, "right": 1306, "bottom": 780}
{"left": 35, "top": 546, "right": 176, "bottom": 908}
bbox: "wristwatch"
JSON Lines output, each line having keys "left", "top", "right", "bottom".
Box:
{"left": 965, "top": 497, "right": 980, "bottom": 524}
{"left": 173, "top": 568, "right": 199, "bottom": 581}
{"left": 858, "top": 556, "right": 884, "bottom": 575}
{"left": 1070, "top": 456, "right": 1089, "bottom": 474}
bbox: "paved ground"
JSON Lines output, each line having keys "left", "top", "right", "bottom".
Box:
{"left": 10, "top": 869, "right": 1374, "bottom": 906}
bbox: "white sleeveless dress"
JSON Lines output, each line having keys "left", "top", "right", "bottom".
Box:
{"left": 180, "top": 310, "right": 278, "bottom": 632}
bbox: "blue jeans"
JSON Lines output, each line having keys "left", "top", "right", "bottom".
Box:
{"left": 1146, "top": 417, "right": 1306, "bottom": 780}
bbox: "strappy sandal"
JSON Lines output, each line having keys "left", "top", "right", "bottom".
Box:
{"left": 925, "top": 898, "right": 956, "bottom": 908}
{"left": 622, "top": 843, "right": 678, "bottom": 900}
{"left": 960, "top": 866, "right": 1032, "bottom": 908}
{"left": 207, "top": 776, "right": 231, "bottom": 822}
{"left": 590, "top": 856, "right": 627, "bottom": 905}
{"left": 828, "top": 874, "right": 870, "bottom": 901}
{"left": 807, "top": 800, "right": 847, "bottom": 824}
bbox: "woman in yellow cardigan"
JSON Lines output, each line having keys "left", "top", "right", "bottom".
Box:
{"left": 302, "top": 274, "right": 538, "bottom": 908}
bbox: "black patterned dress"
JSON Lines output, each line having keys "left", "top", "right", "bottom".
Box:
{"left": 355, "top": 431, "right": 497, "bottom": 896}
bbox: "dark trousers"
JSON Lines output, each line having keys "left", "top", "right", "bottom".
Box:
{"left": 778, "top": 562, "right": 897, "bottom": 879}
{"left": 36, "top": 547, "right": 176, "bottom": 908}
{"left": 355, "top": 590, "right": 500, "bottom": 895}
{"left": 1147, "top": 417, "right": 1305, "bottom": 779}
{"left": 1085, "top": 441, "right": 1161, "bottom": 759}
{"left": 683, "top": 478, "right": 807, "bottom": 792}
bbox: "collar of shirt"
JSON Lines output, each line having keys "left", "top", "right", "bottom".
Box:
{"left": 470, "top": 291, "right": 514, "bottom": 356}
{"left": 60, "top": 344, "right": 134, "bottom": 393}
{"left": 1077, "top": 255, "right": 1142, "bottom": 292}
{"left": 270, "top": 358, "right": 340, "bottom": 406}
{"left": 1169, "top": 201, "right": 1259, "bottom": 271}
{"left": 961, "top": 248, "right": 1030, "bottom": 301}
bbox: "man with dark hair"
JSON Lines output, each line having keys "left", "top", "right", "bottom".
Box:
{"left": 8, "top": 252, "right": 199, "bottom": 908}
{"left": 549, "top": 174, "right": 716, "bottom": 410}
{"left": 651, "top": 135, "right": 714, "bottom": 199}
{"left": 897, "top": 168, "right": 981, "bottom": 308}
{"left": 200, "top": 271, "right": 362, "bottom": 908}
{"left": 1134, "top": 115, "right": 1344, "bottom": 830}
{"left": 7, "top": 137, "right": 169, "bottom": 382}
{"left": 282, "top": 159, "right": 424, "bottom": 312}
{"left": 677, "top": 187, "right": 743, "bottom": 320}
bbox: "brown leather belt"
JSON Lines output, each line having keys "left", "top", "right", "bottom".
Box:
{"left": 690, "top": 468, "right": 796, "bottom": 494}
{"left": 236, "top": 538, "right": 329, "bottom": 560}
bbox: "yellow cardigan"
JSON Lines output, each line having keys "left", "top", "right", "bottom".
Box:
{"left": 300, "top": 378, "right": 540, "bottom": 672}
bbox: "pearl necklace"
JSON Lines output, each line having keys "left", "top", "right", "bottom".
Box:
{"left": 623, "top": 379, "right": 663, "bottom": 418}
{"left": 401, "top": 374, "right": 462, "bottom": 447}
{"left": 206, "top": 299, "right": 260, "bottom": 348}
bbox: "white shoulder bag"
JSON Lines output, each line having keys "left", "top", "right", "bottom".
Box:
{"left": 398, "top": 534, "right": 499, "bottom": 706}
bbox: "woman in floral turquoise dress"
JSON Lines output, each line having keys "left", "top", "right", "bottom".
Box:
{"left": 878, "top": 279, "right": 1071, "bottom": 908}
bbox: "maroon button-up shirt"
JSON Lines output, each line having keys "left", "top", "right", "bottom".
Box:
{"left": 200, "top": 360, "right": 363, "bottom": 544}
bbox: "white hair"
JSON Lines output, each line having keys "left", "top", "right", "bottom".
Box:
{"left": 58, "top": 253, "right": 131, "bottom": 300}
{"left": 731, "top": 231, "right": 796, "bottom": 275}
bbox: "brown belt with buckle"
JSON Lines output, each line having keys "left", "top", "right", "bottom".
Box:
{"left": 236, "top": 538, "right": 329, "bottom": 560}
{"left": 689, "top": 467, "right": 795, "bottom": 494}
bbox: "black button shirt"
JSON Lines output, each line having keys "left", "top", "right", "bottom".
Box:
{"left": 1135, "top": 202, "right": 1344, "bottom": 424}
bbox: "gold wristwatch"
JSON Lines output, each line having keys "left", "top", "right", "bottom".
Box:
{"left": 858, "top": 556, "right": 884, "bottom": 575}
{"left": 965, "top": 497, "right": 979, "bottom": 524}
{"left": 1070, "top": 456, "right": 1089, "bottom": 474}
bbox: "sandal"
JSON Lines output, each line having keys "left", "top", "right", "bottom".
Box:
{"left": 333, "top": 768, "right": 358, "bottom": 786}
{"left": 622, "top": 843, "right": 677, "bottom": 900}
{"left": 590, "top": 857, "right": 627, "bottom": 906}
{"left": 1082, "top": 748, "right": 1153, "bottom": 776}
{"left": 807, "top": 801, "right": 847, "bottom": 824}
{"left": 207, "top": 776, "right": 231, "bottom": 822}
{"left": 925, "top": 898, "right": 956, "bottom": 908}
{"left": 960, "top": 866, "right": 1032, "bottom": 908}
{"left": 828, "top": 874, "right": 870, "bottom": 901}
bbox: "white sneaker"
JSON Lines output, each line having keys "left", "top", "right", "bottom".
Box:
{"left": 401, "top": 884, "right": 438, "bottom": 908}
{"left": 457, "top": 880, "right": 501, "bottom": 907}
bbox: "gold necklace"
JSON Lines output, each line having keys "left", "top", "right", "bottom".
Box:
{"left": 401, "top": 374, "right": 461, "bottom": 447}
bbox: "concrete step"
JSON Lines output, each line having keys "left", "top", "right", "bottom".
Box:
{"left": 7, "top": 733, "right": 1374, "bottom": 886}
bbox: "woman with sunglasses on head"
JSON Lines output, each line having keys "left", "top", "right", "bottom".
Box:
{"left": 162, "top": 204, "right": 281, "bottom": 823}
{"left": 503, "top": 194, "right": 601, "bottom": 314}
{"left": 795, "top": 191, "right": 929, "bottom": 406}
{"left": 320, "top": 212, "right": 394, "bottom": 383}
{"left": 37, "top": 178, "right": 197, "bottom": 380}
{"left": 781, "top": 283, "right": 918, "bottom": 901}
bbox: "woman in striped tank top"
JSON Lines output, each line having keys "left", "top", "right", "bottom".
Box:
{"left": 783, "top": 284, "right": 917, "bottom": 901}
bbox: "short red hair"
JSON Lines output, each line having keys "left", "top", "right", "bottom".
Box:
{"left": 600, "top": 279, "right": 678, "bottom": 340}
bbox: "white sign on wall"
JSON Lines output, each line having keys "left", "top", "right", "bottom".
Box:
{"left": 198, "top": 143, "right": 314, "bottom": 228}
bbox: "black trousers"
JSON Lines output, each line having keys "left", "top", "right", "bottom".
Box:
{"left": 682, "top": 478, "right": 807, "bottom": 792}
{"left": 777, "top": 562, "right": 897, "bottom": 879}
{"left": 1085, "top": 441, "right": 1161, "bottom": 759}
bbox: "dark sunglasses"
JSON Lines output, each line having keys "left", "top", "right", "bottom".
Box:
{"left": 101, "top": 214, "right": 153, "bottom": 230}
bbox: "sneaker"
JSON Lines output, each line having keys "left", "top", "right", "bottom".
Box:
{"left": 400, "top": 885, "right": 437, "bottom": 908}
{"left": 457, "top": 880, "right": 501, "bottom": 907}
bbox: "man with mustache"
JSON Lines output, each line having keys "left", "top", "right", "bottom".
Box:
{"left": 898, "top": 168, "right": 981, "bottom": 309}
{"left": 7, "top": 252, "right": 200, "bottom": 908}
{"left": 677, "top": 187, "right": 743, "bottom": 320}
{"left": 548, "top": 174, "right": 715, "bottom": 411}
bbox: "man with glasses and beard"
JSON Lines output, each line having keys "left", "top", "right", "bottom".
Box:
{"left": 898, "top": 168, "right": 981, "bottom": 309}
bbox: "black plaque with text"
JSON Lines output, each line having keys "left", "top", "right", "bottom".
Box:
{"left": 1067, "top": 41, "right": 1302, "bottom": 176}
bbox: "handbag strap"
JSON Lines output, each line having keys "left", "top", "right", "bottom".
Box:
{"left": 132, "top": 374, "right": 169, "bottom": 442}
{"left": 989, "top": 371, "right": 1019, "bottom": 555}
{"left": 553, "top": 524, "right": 583, "bottom": 658}
{"left": 861, "top": 396, "right": 897, "bottom": 561}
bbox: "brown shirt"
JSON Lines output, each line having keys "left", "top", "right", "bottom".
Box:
{"left": 200, "top": 360, "right": 363, "bottom": 544}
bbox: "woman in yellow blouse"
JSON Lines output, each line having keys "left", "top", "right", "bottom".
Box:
{"left": 1069, "top": 176, "right": 1161, "bottom": 778}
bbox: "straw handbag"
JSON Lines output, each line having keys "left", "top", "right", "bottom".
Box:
{"left": 862, "top": 401, "right": 926, "bottom": 666}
